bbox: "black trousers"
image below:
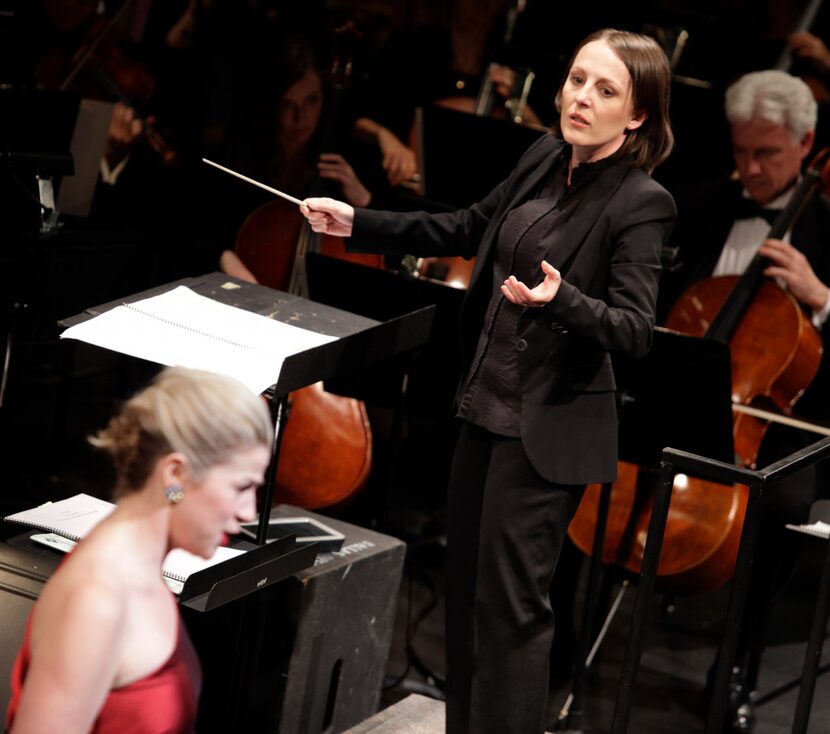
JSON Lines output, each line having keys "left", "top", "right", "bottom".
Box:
{"left": 444, "top": 421, "right": 585, "bottom": 734}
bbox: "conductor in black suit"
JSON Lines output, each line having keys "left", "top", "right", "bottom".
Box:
{"left": 302, "top": 28, "right": 676, "bottom": 734}
{"left": 663, "top": 70, "right": 830, "bottom": 734}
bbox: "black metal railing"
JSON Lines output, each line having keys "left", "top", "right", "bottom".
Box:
{"left": 611, "top": 436, "right": 830, "bottom": 734}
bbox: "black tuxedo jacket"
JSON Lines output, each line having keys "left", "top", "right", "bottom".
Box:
{"left": 352, "top": 135, "right": 676, "bottom": 484}
{"left": 668, "top": 180, "right": 830, "bottom": 288}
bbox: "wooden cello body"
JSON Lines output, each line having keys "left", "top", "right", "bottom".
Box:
{"left": 569, "top": 279, "right": 822, "bottom": 592}
{"left": 234, "top": 200, "right": 381, "bottom": 509}
{"left": 235, "top": 200, "right": 384, "bottom": 290}
{"left": 568, "top": 159, "right": 828, "bottom": 594}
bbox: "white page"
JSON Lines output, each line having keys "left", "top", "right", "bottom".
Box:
{"left": 61, "top": 286, "right": 339, "bottom": 394}
{"left": 5, "top": 493, "right": 115, "bottom": 541}
{"left": 162, "top": 545, "right": 245, "bottom": 582}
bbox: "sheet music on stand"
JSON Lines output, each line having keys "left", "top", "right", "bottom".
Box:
{"left": 60, "top": 284, "right": 339, "bottom": 394}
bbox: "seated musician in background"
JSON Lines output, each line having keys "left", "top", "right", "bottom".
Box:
{"left": 5, "top": 367, "right": 272, "bottom": 734}
{"left": 664, "top": 69, "right": 830, "bottom": 734}
{"left": 219, "top": 35, "right": 409, "bottom": 283}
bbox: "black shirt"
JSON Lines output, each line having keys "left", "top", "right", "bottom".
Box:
{"left": 456, "top": 150, "right": 618, "bottom": 436}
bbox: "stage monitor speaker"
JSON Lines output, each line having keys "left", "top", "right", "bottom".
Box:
{"left": 183, "top": 506, "right": 406, "bottom": 734}
{"left": 0, "top": 535, "right": 58, "bottom": 714}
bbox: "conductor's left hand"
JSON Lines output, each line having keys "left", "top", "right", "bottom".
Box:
{"left": 300, "top": 197, "right": 355, "bottom": 237}
{"left": 501, "top": 260, "right": 561, "bottom": 306}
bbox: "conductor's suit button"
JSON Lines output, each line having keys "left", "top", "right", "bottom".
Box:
{"left": 516, "top": 338, "right": 528, "bottom": 352}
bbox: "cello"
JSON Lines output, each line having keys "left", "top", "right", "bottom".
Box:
{"left": 567, "top": 149, "right": 830, "bottom": 594}
{"left": 234, "top": 198, "right": 383, "bottom": 290}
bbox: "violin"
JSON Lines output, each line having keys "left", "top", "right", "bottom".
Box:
{"left": 38, "top": 0, "right": 178, "bottom": 164}
{"left": 568, "top": 149, "right": 830, "bottom": 594}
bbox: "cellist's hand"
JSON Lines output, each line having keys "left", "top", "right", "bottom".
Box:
{"left": 317, "top": 154, "right": 372, "bottom": 208}
{"left": 376, "top": 127, "right": 417, "bottom": 187}
{"left": 300, "top": 197, "right": 355, "bottom": 237}
{"left": 760, "top": 238, "right": 830, "bottom": 311}
{"left": 789, "top": 31, "right": 830, "bottom": 74}
{"left": 501, "top": 260, "right": 561, "bottom": 307}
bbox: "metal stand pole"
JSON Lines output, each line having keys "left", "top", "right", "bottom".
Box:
{"left": 256, "top": 394, "right": 289, "bottom": 546}
{"left": 557, "top": 581, "right": 628, "bottom": 731}
{"left": 791, "top": 534, "right": 830, "bottom": 733}
{"left": 558, "top": 481, "right": 613, "bottom": 732}
{"left": 380, "top": 369, "right": 410, "bottom": 533}
{"left": 705, "top": 481, "right": 764, "bottom": 734}
{"left": 610, "top": 461, "right": 675, "bottom": 734}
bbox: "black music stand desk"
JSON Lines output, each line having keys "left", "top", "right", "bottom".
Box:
{"left": 60, "top": 271, "right": 435, "bottom": 542}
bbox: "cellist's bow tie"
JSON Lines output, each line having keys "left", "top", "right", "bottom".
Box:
{"left": 734, "top": 197, "right": 782, "bottom": 225}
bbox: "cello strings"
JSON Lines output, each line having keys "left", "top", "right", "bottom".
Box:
{"left": 202, "top": 158, "right": 304, "bottom": 206}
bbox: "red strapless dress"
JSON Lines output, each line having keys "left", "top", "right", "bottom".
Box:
{"left": 6, "top": 604, "right": 201, "bottom": 733}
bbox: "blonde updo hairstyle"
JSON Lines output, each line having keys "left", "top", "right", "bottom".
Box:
{"left": 91, "top": 367, "right": 273, "bottom": 497}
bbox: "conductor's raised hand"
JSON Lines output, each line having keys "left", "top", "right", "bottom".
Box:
{"left": 501, "top": 260, "right": 561, "bottom": 307}
{"left": 300, "top": 197, "right": 355, "bottom": 237}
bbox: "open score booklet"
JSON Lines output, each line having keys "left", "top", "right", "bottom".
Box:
{"left": 4, "top": 493, "right": 244, "bottom": 593}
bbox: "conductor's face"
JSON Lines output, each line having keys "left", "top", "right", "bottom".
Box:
{"left": 731, "top": 117, "right": 814, "bottom": 205}
{"left": 560, "top": 40, "right": 645, "bottom": 165}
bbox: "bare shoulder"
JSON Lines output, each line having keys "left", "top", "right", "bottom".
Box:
{"left": 14, "top": 568, "right": 128, "bottom": 732}
{"left": 31, "top": 567, "right": 126, "bottom": 655}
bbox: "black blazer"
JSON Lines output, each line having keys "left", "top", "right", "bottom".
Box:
{"left": 352, "top": 135, "right": 677, "bottom": 484}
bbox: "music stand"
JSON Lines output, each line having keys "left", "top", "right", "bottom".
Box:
{"left": 306, "top": 251, "right": 465, "bottom": 414}
{"left": 60, "top": 271, "right": 435, "bottom": 558}
{"left": 0, "top": 89, "right": 79, "bottom": 235}
{"left": 614, "top": 327, "right": 734, "bottom": 469}
{"left": 416, "top": 103, "right": 545, "bottom": 208}
{"left": 559, "top": 327, "right": 734, "bottom": 732}
{"left": 305, "top": 252, "right": 471, "bottom": 535}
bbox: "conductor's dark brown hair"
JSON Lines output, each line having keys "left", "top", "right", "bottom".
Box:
{"left": 552, "top": 28, "right": 674, "bottom": 173}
